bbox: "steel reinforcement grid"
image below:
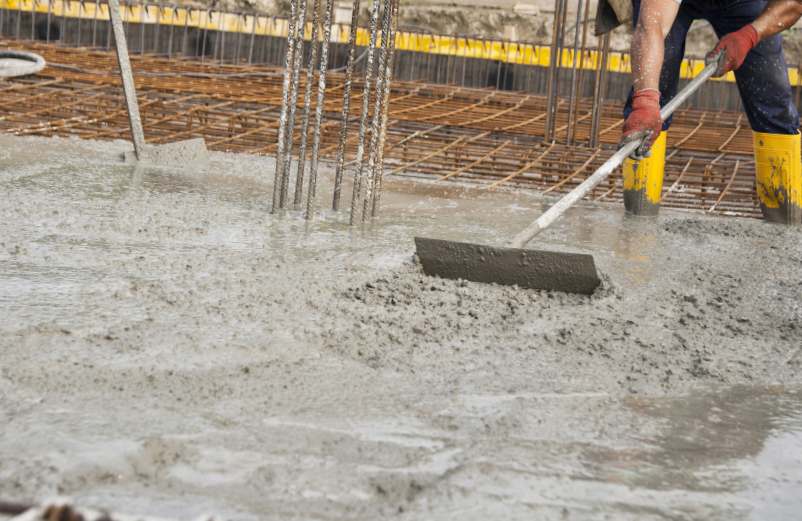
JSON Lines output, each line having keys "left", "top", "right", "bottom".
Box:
{"left": 0, "top": 0, "right": 787, "bottom": 219}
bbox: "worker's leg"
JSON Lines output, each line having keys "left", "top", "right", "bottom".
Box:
{"left": 622, "top": 1, "right": 695, "bottom": 215}
{"left": 709, "top": 1, "right": 801, "bottom": 224}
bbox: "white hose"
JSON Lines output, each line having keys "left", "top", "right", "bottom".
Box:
{"left": 0, "top": 50, "right": 46, "bottom": 78}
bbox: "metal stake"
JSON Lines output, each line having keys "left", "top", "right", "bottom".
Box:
{"left": 107, "top": 0, "right": 146, "bottom": 159}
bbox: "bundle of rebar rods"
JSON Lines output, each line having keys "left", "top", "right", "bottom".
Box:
{"left": 272, "top": 0, "right": 398, "bottom": 222}
{"left": 545, "top": 0, "right": 613, "bottom": 148}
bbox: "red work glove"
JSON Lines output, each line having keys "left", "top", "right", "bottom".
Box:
{"left": 706, "top": 24, "right": 759, "bottom": 76}
{"left": 622, "top": 88, "right": 662, "bottom": 159}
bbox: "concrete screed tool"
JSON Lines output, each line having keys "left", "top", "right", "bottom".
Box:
{"left": 415, "top": 60, "right": 719, "bottom": 295}
{"left": 106, "top": 0, "right": 208, "bottom": 169}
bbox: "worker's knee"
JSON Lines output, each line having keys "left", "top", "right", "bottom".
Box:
{"left": 623, "top": 131, "right": 667, "bottom": 216}
{"left": 753, "top": 132, "right": 802, "bottom": 225}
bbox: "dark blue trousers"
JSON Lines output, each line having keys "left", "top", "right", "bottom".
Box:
{"left": 625, "top": 0, "right": 799, "bottom": 134}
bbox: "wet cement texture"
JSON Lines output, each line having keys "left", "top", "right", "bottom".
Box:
{"left": 1, "top": 135, "right": 802, "bottom": 520}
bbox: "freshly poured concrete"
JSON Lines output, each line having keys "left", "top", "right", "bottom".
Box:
{"left": 1, "top": 135, "right": 801, "bottom": 520}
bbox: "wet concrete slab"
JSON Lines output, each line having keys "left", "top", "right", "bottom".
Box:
{"left": 1, "top": 135, "right": 801, "bottom": 520}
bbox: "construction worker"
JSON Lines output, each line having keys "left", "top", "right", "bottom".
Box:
{"left": 621, "top": 0, "right": 802, "bottom": 223}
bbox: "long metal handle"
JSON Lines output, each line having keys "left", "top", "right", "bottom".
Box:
{"left": 509, "top": 62, "right": 718, "bottom": 249}
{"left": 108, "top": 0, "right": 146, "bottom": 160}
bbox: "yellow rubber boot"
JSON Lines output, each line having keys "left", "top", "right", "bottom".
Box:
{"left": 623, "top": 131, "right": 667, "bottom": 216}
{"left": 753, "top": 131, "right": 802, "bottom": 225}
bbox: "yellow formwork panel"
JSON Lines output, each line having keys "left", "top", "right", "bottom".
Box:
{"left": 1, "top": 0, "right": 798, "bottom": 85}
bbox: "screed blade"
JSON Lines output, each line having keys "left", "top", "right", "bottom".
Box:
{"left": 414, "top": 237, "right": 601, "bottom": 295}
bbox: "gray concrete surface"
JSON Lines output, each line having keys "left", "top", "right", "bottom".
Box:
{"left": 1, "top": 134, "right": 802, "bottom": 520}
{"left": 122, "top": 138, "right": 210, "bottom": 171}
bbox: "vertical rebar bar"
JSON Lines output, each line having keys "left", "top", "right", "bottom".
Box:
{"left": 426, "top": 32, "right": 434, "bottom": 82}
{"left": 267, "top": 16, "right": 277, "bottom": 65}
{"left": 370, "top": 0, "right": 398, "bottom": 218}
{"left": 200, "top": 9, "right": 210, "bottom": 60}
{"left": 552, "top": 0, "right": 569, "bottom": 132}
{"left": 154, "top": 3, "right": 161, "bottom": 55}
{"left": 362, "top": 0, "right": 392, "bottom": 221}
{"left": 570, "top": 0, "right": 592, "bottom": 143}
{"left": 167, "top": 5, "right": 177, "bottom": 57}
{"left": 126, "top": 5, "right": 135, "bottom": 48}
{"left": 45, "top": 0, "right": 53, "bottom": 42}
{"left": 479, "top": 38, "right": 489, "bottom": 87}
{"left": 565, "top": 0, "right": 583, "bottom": 144}
{"left": 460, "top": 37, "right": 467, "bottom": 87}
{"left": 272, "top": 0, "right": 299, "bottom": 212}
{"left": 182, "top": 6, "right": 190, "bottom": 56}
{"left": 349, "top": 0, "right": 382, "bottom": 224}
{"left": 30, "top": 0, "right": 36, "bottom": 41}
{"left": 305, "top": 0, "right": 334, "bottom": 219}
{"left": 409, "top": 33, "right": 418, "bottom": 80}
{"left": 69, "top": 0, "right": 76, "bottom": 45}
{"left": 78, "top": 1, "right": 86, "bottom": 46}
{"left": 589, "top": 33, "right": 610, "bottom": 148}
{"left": 91, "top": 0, "right": 99, "bottom": 47}
{"left": 235, "top": 12, "right": 244, "bottom": 63}
{"left": 265, "top": 19, "right": 275, "bottom": 65}
{"left": 140, "top": 2, "right": 146, "bottom": 55}
{"left": 294, "top": 0, "right": 321, "bottom": 207}
{"left": 279, "top": 0, "right": 308, "bottom": 208}
{"left": 331, "top": 0, "right": 361, "bottom": 210}
{"left": 15, "top": 0, "right": 21, "bottom": 40}
{"left": 495, "top": 40, "right": 502, "bottom": 90}
{"left": 217, "top": 7, "right": 226, "bottom": 63}
{"left": 444, "top": 34, "right": 452, "bottom": 85}
{"left": 107, "top": 2, "right": 114, "bottom": 49}
{"left": 248, "top": 14, "right": 257, "bottom": 63}
{"left": 544, "top": 0, "right": 563, "bottom": 141}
